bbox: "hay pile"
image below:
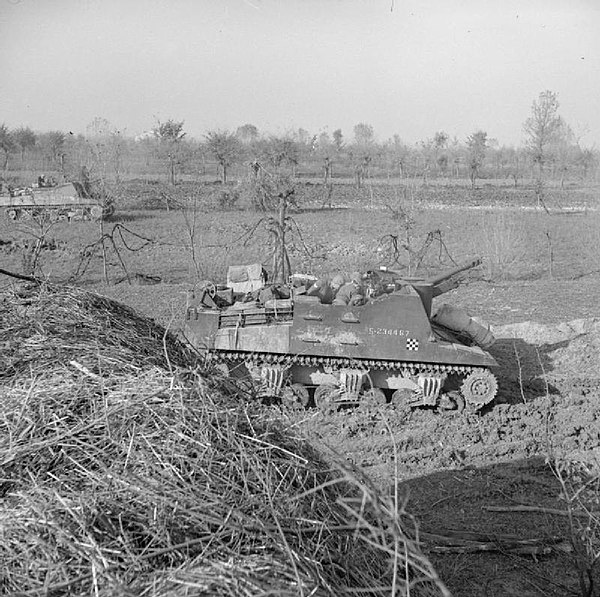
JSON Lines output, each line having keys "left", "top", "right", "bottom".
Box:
{"left": 1, "top": 283, "right": 192, "bottom": 380}
{"left": 0, "top": 283, "right": 448, "bottom": 596}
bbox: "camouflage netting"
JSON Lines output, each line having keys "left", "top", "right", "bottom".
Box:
{"left": 0, "top": 283, "right": 449, "bottom": 596}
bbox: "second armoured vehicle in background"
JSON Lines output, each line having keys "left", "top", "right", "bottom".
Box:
{"left": 1, "top": 177, "right": 114, "bottom": 222}
{"left": 185, "top": 258, "right": 498, "bottom": 414}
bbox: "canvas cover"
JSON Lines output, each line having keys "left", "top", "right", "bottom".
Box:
{"left": 227, "top": 263, "right": 266, "bottom": 293}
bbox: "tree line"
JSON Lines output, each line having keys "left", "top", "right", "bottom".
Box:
{"left": 1, "top": 91, "right": 597, "bottom": 188}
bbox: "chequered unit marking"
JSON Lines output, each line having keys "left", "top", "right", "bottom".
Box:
{"left": 406, "top": 338, "right": 419, "bottom": 351}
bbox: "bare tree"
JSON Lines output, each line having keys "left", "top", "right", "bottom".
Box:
{"left": 181, "top": 191, "right": 204, "bottom": 281}
{"left": 332, "top": 128, "right": 344, "bottom": 152}
{"left": 84, "top": 117, "right": 128, "bottom": 183}
{"left": 575, "top": 146, "right": 598, "bottom": 181}
{"left": 235, "top": 123, "right": 259, "bottom": 144}
{"left": 433, "top": 131, "right": 449, "bottom": 177}
{"left": 0, "top": 124, "right": 15, "bottom": 173}
{"left": 523, "top": 90, "right": 563, "bottom": 206}
{"left": 108, "top": 131, "right": 127, "bottom": 183}
{"left": 385, "top": 134, "right": 409, "bottom": 179}
{"left": 418, "top": 138, "right": 434, "bottom": 185}
{"left": 267, "top": 185, "right": 296, "bottom": 284}
{"left": 434, "top": 131, "right": 449, "bottom": 149}
{"left": 466, "top": 130, "right": 488, "bottom": 189}
{"left": 351, "top": 123, "right": 376, "bottom": 188}
{"left": 39, "top": 130, "right": 67, "bottom": 174}
{"left": 13, "top": 126, "right": 36, "bottom": 164}
{"left": 550, "top": 121, "right": 576, "bottom": 189}
{"left": 353, "top": 122, "right": 375, "bottom": 146}
{"left": 260, "top": 136, "right": 300, "bottom": 176}
{"left": 154, "top": 119, "right": 186, "bottom": 185}
{"left": 205, "top": 130, "right": 241, "bottom": 183}
{"left": 86, "top": 116, "right": 114, "bottom": 138}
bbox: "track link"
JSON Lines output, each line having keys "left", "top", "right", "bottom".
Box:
{"left": 206, "top": 349, "right": 479, "bottom": 376}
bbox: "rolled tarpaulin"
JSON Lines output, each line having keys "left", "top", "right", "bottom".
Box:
{"left": 432, "top": 304, "right": 495, "bottom": 349}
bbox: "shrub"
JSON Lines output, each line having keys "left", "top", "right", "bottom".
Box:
{"left": 476, "top": 212, "right": 532, "bottom": 280}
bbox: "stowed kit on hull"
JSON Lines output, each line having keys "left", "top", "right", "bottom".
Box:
{"left": 185, "top": 259, "right": 498, "bottom": 412}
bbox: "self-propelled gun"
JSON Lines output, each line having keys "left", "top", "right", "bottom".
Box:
{"left": 185, "top": 259, "right": 498, "bottom": 413}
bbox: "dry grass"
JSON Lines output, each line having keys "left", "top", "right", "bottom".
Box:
{"left": 0, "top": 283, "right": 448, "bottom": 596}
{"left": 474, "top": 212, "right": 532, "bottom": 281}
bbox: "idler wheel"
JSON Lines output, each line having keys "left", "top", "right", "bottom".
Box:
{"left": 461, "top": 370, "right": 498, "bottom": 410}
{"left": 314, "top": 384, "right": 340, "bottom": 414}
{"left": 7, "top": 209, "right": 17, "bottom": 220}
{"left": 281, "top": 383, "right": 310, "bottom": 412}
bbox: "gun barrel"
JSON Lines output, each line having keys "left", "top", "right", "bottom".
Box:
{"left": 377, "top": 258, "right": 482, "bottom": 288}
{"left": 426, "top": 258, "right": 482, "bottom": 286}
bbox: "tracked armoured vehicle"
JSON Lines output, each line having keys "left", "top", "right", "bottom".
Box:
{"left": 1, "top": 181, "right": 114, "bottom": 222}
{"left": 185, "top": 259, "right": 498, "bottom": 413}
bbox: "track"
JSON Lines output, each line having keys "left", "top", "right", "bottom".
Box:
{"left": 207, "top": 349, "right": 483, "bottom": 375}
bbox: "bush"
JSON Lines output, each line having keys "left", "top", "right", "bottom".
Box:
{"left": 211, "top": 185, "right": 240, "bottom": 210}
{"left": 476, "top": 212, "right": 532, "bottom": 280}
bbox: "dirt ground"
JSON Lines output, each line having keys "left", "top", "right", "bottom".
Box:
{"left": 291, "top": 280, "right": 600, "bottom": 597}
{"left": 93, "top": 275, "right": 600, "bottom": 596}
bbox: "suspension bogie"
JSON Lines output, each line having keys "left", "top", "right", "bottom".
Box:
{"left": 220, "top": 355, "right": 497, "bottom": 415}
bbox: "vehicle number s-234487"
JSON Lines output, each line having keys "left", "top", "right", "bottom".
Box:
{"left": 367, "top": 327, "right": 410, "bottom": 337}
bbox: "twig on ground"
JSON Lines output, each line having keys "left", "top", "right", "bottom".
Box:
{"left": 484, "top": 504, "right": 600, "bottom": 518}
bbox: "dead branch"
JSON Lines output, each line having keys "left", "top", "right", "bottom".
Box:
{"left": 420, "top": 530, "right": 572, "bottom": 556}
{"left": 0, "top": 267, "right": 39, "bottom": 283}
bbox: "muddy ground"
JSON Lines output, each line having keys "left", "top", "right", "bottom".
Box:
{"left": 89, "top": 274, "right": 600, "bottom": 596}
{"left": 283, "top": 280, "right": 600, "bottom": 597}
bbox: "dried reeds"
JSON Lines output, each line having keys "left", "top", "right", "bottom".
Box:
{"left": 0, "top": 283, "right": 448, "bottom": 596}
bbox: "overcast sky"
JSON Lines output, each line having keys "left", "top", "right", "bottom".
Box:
{"left": 1, "top": 0, "right": 598, "bottom": 147}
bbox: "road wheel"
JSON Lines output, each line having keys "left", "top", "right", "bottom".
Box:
{"left": 437, "top": 391, "right": 465, "bottom": 414}
{"left": 449, "top": 391, "right": 465, "bottom": 413}
{"left": 314, "top": 384, "right": 340, "bottom": 415}
{"left": 7, "top": 209, "right": 17, "bottom": 220}
{"left": 391, "top": 388, "right": 415, "bottom": 419}
{"left": 281, "top": 383, "right": 310, "bottom": 412}
{"left": 360, "top": 388, "right": 386, "bottom": 410}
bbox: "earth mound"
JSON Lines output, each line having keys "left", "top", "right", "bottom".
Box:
{"left": 310, "top": 318, "right": 600, "bottom": 481}
{"left": 493, "top": 318, "right": 600, "bottom": 382}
